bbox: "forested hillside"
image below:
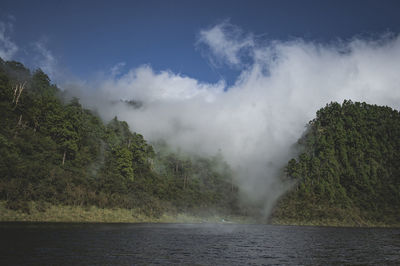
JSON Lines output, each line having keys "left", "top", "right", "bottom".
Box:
{"left": 0, "top": 58, "right": 240, "bottom": 217}
{"left": 272, "top": 101, "right": 400, "bottom": 225}
{"left": 1, "top": 58, "right": 399, "bottom": 226}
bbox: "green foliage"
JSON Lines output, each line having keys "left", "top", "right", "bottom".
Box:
{"left": 0, "top": 59, "right": 241, "bottom": 217}
{"left": 274, "top": 100, "right": 400, "bottom": 224}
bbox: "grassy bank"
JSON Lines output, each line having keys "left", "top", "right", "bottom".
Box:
{"left": 269, "top": 212, "right": 400, "bottom": 228}
{"left": 0, "top": 201, "right": 252, "bottom": 224}
{"left": 270, "top": 202, "right": 400, "bottom": 228}
{"left": 269, "top": 217, "right": 400, "bottom": 228}
{"left": 1, "top": 201, "right": 398, "bottom": 227}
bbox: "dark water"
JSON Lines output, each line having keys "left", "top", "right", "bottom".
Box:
{"left": 0, "top": 223, "right": 399, "bottom": 265}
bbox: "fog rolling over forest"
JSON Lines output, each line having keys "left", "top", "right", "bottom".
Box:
{"left": 65, "top": 23, "right": 400, "bottom": 215}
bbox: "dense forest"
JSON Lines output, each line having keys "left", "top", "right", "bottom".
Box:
{"left": 1, "top": 58, "right": 399, "bottom": 225}
{"left": 0, "top": 58, "right": 240, "bottom": 218}
{"left": 272, "top": 100, "right": 400, "bottom": 225}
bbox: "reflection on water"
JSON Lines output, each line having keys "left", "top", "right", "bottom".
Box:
{"left": 0, "top": 223, "right": 399, "bottom": 265}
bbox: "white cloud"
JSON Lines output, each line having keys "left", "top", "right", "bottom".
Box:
{"left": 0, "top": 18, "right": 60, "bottom": 82}
{"left": 66, "top": 24, "right": 400, "bottom": 216}
{"left": 0, "top": 21, "right": 18, "bottom": 61}
{"left": 33, "top": 40, "right": 58, "bottom": 80}
{"left": 110, "top": 62, "right": 126, "bottom": 77}
{"left": 95, "top": 65, "right": 225, "bottom": 104}
{"left": 197, "top": 21, "right": 254, "bottom": 67}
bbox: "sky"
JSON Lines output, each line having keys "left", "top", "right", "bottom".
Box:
{"left": 2, "top": 0, "right": 400, "bottom": 214}
{"left": 1, "top": 0, "right": 400, "bottom": 85}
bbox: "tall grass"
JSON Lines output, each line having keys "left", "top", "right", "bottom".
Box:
{"left": 0, "top": 201, "right": 251, "bottom": 224}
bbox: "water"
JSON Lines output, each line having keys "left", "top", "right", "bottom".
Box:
{"left": 0, "top": 223, "right": 399, "bottom": 265}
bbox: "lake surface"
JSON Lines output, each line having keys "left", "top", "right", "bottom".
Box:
{"left": 0, "top": 223, "right": 399, "bottom": 265}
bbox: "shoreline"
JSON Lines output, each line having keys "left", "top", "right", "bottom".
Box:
{"left": 269, "top": 218, "right": 400, "bottom": 228}
{"left": 1, "top": 202, "right": 398, "bottom": 228}
{"left": 0, "top": 201, "right": 252, "bottom": 224}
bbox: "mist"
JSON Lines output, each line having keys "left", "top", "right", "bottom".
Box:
{"left": 45, "top": 23, "right": 400, "bottom": 215}
{"left": 0, "top": 21, "right": 18, "bottom": 61}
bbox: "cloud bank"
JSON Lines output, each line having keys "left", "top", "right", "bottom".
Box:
{"left": 72, "top": 23, "right": 400, "bottom": 215}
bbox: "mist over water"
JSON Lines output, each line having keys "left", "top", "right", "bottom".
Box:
{"left": 13, "top": 22, "right": 400, "bottom": 215}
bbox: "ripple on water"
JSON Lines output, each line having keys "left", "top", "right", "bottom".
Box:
{"left": 0, "top": 223, "right": 399, "bottom": 265}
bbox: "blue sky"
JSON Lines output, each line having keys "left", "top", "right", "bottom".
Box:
{"left": 2, "top": 0, "right": 400, "bottom": 85}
